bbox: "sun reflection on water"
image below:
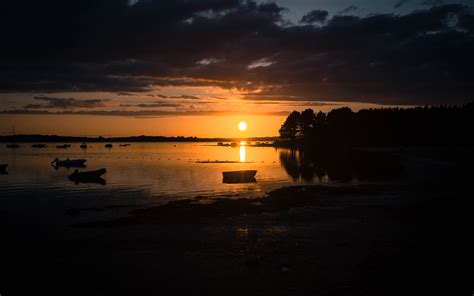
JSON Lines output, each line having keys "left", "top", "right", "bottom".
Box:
{"left": 239, "top": 145, "right": 246, "bottom": 162}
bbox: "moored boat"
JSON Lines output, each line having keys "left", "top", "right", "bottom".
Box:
{"left": 7, "top": 126, "right": 20, "bottom": 149}
{"left": 222, "top": 170, "right": 257, "bottom": 183}
{"left": 51, "top": 158, "right": 87, "bottom": 168}
{"left": 105, "top": 143, "right": 113, "bottom": 148}
{"left": 69, "top": 168, "right": 106, "bottom": 179}
{"left": 80, "top": 143, "right": 88, "bottom": 149}
{"left": 69, "top": 168, "right": 107, "bottom": 185}
{"left": 57, "top": 144, "right": 69, "bottom": 149}
{"left": 32, "top": 144, "right": 47, "bottom": 148}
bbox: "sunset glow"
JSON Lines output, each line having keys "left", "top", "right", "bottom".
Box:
{"left": 1, "top": 1, "right": 471, "bottom": 294}
{"left": 238, "top": 121, "right": 248, "bottom": 131}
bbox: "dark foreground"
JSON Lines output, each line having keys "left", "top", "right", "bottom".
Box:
{"left": 1, "top": 148, "right": 471, "bottom": 295}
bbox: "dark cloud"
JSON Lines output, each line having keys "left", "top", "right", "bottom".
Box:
{"left": 169, "top": 95, "right": 201, "bottom": 100}
{"left": 338, "top": 5, "right": 358, "bottom": 14}
{"left": 394, "top": 0, "right": 411, "bottom": 8}
{"left": 421, "top": 0, "right": 444, "bottom": 6}
{"left": 0, "top": 1, "right": 473, "bottom": 105}
{"left": 300, "top": 10, "right": 329, "bottom": 24}
{"left": 135, "top": 103, "right": 181, "bottom": 108}
{"left": 119, "top": 101, "right": 181, "bottom": 108}
{"left": 0, "top": 109, "right": 288, "bottom": 117}
{"left": 24, "top": 96, "right": 109, "bottom": 109}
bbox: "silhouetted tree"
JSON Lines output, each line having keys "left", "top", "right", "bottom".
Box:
{"left": 278, "top": 103, "right": 474, "bottom": 148}
{"left": 279, "top": 111, "right": 302, "bottom": 138}
{"left": 315, "top": 111, "right": 326, "bottom": 128}
{"left": 301, "top": 109, "right": 317, "bottom": 136}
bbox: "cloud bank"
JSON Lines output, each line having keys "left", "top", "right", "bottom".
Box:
{"left": 0, "top": 0, "right": 473, "bottom": 105}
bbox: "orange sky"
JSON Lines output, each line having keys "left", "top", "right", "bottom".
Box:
{"left": 0, "top": 114, "right": 287, "bottom": 138}
{"left": 0, "top": 88, "right": 411, "bottom": 137}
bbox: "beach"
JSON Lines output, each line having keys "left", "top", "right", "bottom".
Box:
{"left": 1, "top": 147, "right": 470, "bottom": 295}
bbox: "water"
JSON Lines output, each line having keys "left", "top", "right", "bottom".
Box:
{"left": 0, "top": 142, "right": 332, "bottom": 223}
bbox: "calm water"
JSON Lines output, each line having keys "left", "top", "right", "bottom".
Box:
{"left": 0, "top": 142, "right": 335, "bottom": 223}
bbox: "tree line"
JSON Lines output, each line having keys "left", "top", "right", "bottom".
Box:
{"left": 278, "top": 103, "right": 474, "bottom": 148}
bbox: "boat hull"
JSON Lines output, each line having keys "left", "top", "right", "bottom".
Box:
{"left": 70, "top": 168, "right": 106, "bottom": 179}
{"left": 53, "top": 159, "right": 87, "bottom": 168}
{"left": 69, "top": 168, "right": 107, "bottom": 185}
{"left": 222, "top": 170, "right": 257, "bottom": 183}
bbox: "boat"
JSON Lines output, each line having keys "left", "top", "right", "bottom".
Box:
{"left": 119, "top": 144, "right": 131, "bottom": 147}
{"left": 32, "top": 144, "right": 47, "bottom": 148}
{"left": 222, "top": 170, "right": 257, "bottom": 183}
{"left": 105, "top": 143, "right": 113, "bottom": 148}
{"left": 230, "top": 142, "right": 239, "bottom": 147}
{"left": 57, "top": 144, "right": 69, "bottom": 149}
{"left": 80, "top": 143, "right": 88, "bottom": 149}
{"left": 69, "top": 168, "right": 107, "bottom": 185}
{"left": 51, "top": 158, "right": 87, "bottom": 168}
{"left": 6, "top": 126, "right": 20, "bottom": 149}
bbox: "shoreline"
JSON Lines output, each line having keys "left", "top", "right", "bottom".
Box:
{"left": 1, "top": 147, "right": 470, "bottom": 295}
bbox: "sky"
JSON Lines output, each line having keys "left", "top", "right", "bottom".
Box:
{"left": 0, "top": 0, "right": 473, "bottom": 137}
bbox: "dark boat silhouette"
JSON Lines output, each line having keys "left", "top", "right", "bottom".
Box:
{"left": 69, "top": 168, "right": 107, "bottom": 185}
{"left": 0, "top": 164, "right": 7, "bottom": 171}
{"left": 32, "top": 144, "right": 47, "bottom": 148}
{"left": 120, "top": 144, "right": 131, "bottom": 147}
{"left": 57, "top": 144, "right": 70, "bottom": 149}
{"left": 222, "top": 170, "right": 257, "bottom": 183}
{"left": 105, "top": 143, "right": 113, "bottom": 148}
{"left": 7, "top": 126, "right": 20, "bottom": 149}
{"left": 51, "top": 158, "right": 87, "bottom": 168}
{"left": 80, "top": 143, "right": 88, "bottom": 149}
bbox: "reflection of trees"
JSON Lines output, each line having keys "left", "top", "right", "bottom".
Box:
{"left": 279, "top": 149, "right": 341, "bottom": 182}
{"left": 279, "top": 149, "right": 403, "bottom": 182}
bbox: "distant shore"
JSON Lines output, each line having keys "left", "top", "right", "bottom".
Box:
{"left": 0, "top": 134, "right": 278, "bottom": 143}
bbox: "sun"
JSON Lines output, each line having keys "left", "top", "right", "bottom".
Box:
{"left": 238, "top": 121, "right": 248, "bottom": 131}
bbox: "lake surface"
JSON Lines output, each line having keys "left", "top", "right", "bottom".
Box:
{"left": 0, "top": 142, "right": 339, "bottom": 223}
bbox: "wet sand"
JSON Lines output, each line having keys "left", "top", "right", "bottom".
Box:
{"left": 1, "top": 148, "right": 470, "bottom": 295}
